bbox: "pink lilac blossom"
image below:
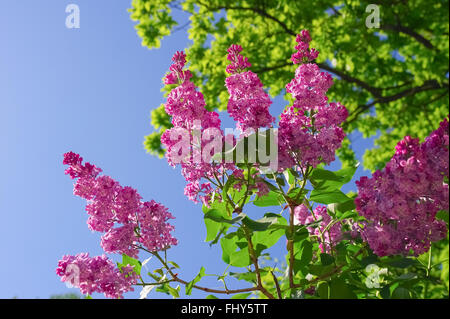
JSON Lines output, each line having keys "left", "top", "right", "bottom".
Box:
{"left": 63, "top": 152, "right": 177, "bottom": 257}
{"left": 226, "top": 44, "right": 251, "bottom": 74}
{"left": 56, "top": 253, "right": 138, "bottom": 299}
{"left": 184, "top": 180, "right": 215, "bottom": 205}
{"left": 100, "top": 224, "right": 137, "bottom": 258}
{"left": 294, "top": 204, "right": 342, "bottom": 253}
{"left": 164, "top": 81, "right": 220, "bottom": 129}
{"left": 164, "top": 51, "right": 192, "bottom": 85}
{"left": 278, "top": 30, "right": 348, "bottom": 171}
{"left": 225, "top": 44, "right": 275, "bottom": 132}
{"left": 163, "top": 51, "right": 220, "bottom": 130}
{"left": 355, "top": 117, "right": 449, "bottom": 257}
{"left": 291, "top": 30, "right": 319, "bottom": 64}
{"left": 161, "top": 51, "right": 238, "bottom": 205}
{"left": 253, "top": 180, "right": 270, "bottom": 197}
{"left": 139, "top": 200, "right": 177, "bottom": 252}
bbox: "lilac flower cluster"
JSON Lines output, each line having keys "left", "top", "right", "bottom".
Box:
{"left": 57, "top": 152, "right": 177, "bottom": 298}
{"left": 291, "top": 30, "right": 319, "bottom": 64}
{"left": 278, "top": 30, "right": 348, "bottom": 170}
{"left": 226, "top": 44, "right": 251, "bottom": 74}
{"left": 163, "top": 51, "right": 220, "bottom": 130}
{"left": 355, "top": 117, "right": 449, "bottom": 257}
{"left": 163, "top": 51, "right": 192, "bottom": 85}
{"left": 63, "top": 151, "right": 177, "bottom": 255}
{"left": 56, "top": 253, "right": 138, "bottom": 299}
{"left": 294, "top": 204, "right": 342, "bottom": 253}
{"left": 225, "top": 44, "right": 275, "bottom": 132}
{"left": 160, "top": 51, "right": 228, "bottom": 205}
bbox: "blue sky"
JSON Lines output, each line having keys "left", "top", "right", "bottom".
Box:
{"left": 0, "top": 1, "right": 374, "bottom": 299}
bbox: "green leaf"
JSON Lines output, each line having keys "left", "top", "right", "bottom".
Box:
{"left": 339, "top": 209, "right": 358, "bottom": 220}
{"left": 329, "top": 278, "right": 357, "bottom": 299}
{"left": 242, "top": 214, "right": 279, "bottom": 231}
{"left": 229, "top": 272, "right": 257, "bottom": 283}
{"left": 308, "top": 264, "right": 335, "bottom": 277}
{"left": 391, "top": 287, "right": 411, "bottom": 299}
{"left": 204, "top": 209, "right": 245, "bottom": 224}
{"left": 360, "top": 255, "right": 379, "bottom": 268}
{"left": 167, "top": 285, "right": 180, "bottom": 298}
{"left": 168, "top": 261, "right": 180, "bottom": 269}
{"left": 328, "top": 199, "right": 356, "bottom": 216}
{"left": 203, "top": 201, "right": 230, "bottom": 242}
{"left": 231, "top": 183, "right": 251, "bottom": 205}
{"left": 311, "top": 168, "right": 345, "bottom": 183}
{"left": 206, "top": 295, "right": 218, "bottom": 299}
{"left": 186, "top": 267, "right": 206, "bottom": 296}
{"left": 397, "top": 273, "right": 417, "bottom": 281}
{"left": 276, "top": 177, "right": 285, "bottom": 187}
{"left": 310, "top": 166, "right": 357, "bottom": 191}
{"left": 230, "top": 246, "right": 251, "bottom": 266}
{"left": 261, "top": 180, "right": 281, "bottom": 192}
{"left": 286, "top": 187, "right": 310, "bottom": 203}
{"left": 380, "top": 285, "right": 390, "bottom": 299}
{"left": 204, "top": 219, "right": 221, "bottom": 243}
{"left": 155, "top": 283, "right": 170, "bottom": 295}
{"left": 252, "top": 214, "right": 288, "bottom": 255}
{"left": 320, "top": 253, "right": 335, "bottom": 266}
{"left": 310, "top": 189, "right": 351, "bottom": 204}
{"left": 282, "top": 169, "right": 295, "bottom": 186}
{"left": 208, "top": 226, "right": 227, "bottom": 246}
{"left": 220, "top": 232, "right": 251, "bottom": 267}
{"left": 317, "top": 281, "right": 329, "bottom": 299}
{"left": 222, "top": 175, "right": 236, "bottom": 199}
{"left": 293, "top": 240, "right": 313, "bottom": 274}
{"left": 153, "top": 268, "right": 164, "bottom": 277}
{"left": 386, "top": 257, "right": 419, "bottom": 268}
{"left": 202, "top": 200, "right": 236, "bottom": 243}
{"left": 148, "top": 272, "right": 161, "bottom": 282}
{"left": 436, "top": 210, "right": 449, "bottom": 225}
{"left": 293, "top": 227, "right": 310, "bottom": 242}
{"left": 253, "top": 191, "right": 284, "bottom": 207}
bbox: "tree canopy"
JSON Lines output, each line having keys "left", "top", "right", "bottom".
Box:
{"left": 129, "top": 0, "right": 449, "bottom": 171}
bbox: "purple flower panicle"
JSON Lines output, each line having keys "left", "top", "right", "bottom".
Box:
{"left": 355, "top": 117, "right": 449, "bottom": 257}
{"left": 62, "top": 152, "right": 177, "bottom": 257}
{"left": 56, "top": 253, "right": 138, "bottom": 299}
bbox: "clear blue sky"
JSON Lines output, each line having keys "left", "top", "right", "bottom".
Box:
{"left": 0, "top": 1, "right": 374, "bottom": 299}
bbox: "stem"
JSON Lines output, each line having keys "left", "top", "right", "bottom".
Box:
{"left": 271, "top": 270, "right": 282, "bottom": 299}
{"left": 272, "top": 174, "right": 297, "bottom": 289}
{"left": 284, "top": 166, "right": 311, "bottom": 288}
{"left": 239, "top": 164, "right": 252, "bottom": 210}
{"left": 287, "top": 205, "right": 296, "bottom": 288}
{"left": 140, "top": 249, "right": 259, "bottom": 295}
{"left": 205, "top": 177, "right": 220, "bottom": 188}
{"left": 242, "top": 225, "right": 276, "bottom": 299}
{"left": 283, "top": 247, "right": 365, "bottom": 293}
{"left": 207, "top": 175, "right": 236, "bottom": 215}
{"left": 424, "top": 246, "right": 432, "bottom": 299}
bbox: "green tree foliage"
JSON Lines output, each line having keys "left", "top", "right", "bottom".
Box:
{"left": 129, "top": 0, "right": 449, "bottom": 171}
